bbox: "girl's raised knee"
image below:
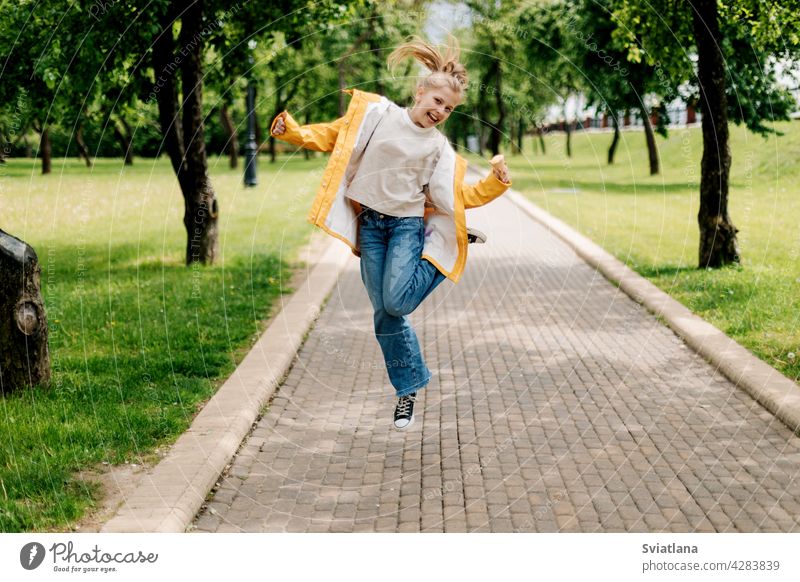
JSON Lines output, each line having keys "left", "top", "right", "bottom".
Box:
{"left": 383, "top": 296, "right": 413, "bottom": 318}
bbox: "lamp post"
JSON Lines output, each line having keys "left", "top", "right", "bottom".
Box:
{"left": 243, "top": 41, "right": 258, "bottom": 187}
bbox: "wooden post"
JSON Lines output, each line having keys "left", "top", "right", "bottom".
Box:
{"left": 0, "top": 229, "right": 50, "bottom": 393}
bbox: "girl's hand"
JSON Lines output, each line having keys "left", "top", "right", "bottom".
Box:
{"left": 493, "top": 166, "right": 510, "bottom": 183}
{"left": 272, "top": 113, "right": 287, "bottom": 136}
{"left": 490, "top": 154, "right": 510, "bottom": 184}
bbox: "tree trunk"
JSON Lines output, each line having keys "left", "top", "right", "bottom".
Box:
{"left": 152, "top": 0, "right": 218, "bottom": 265}
{"left": 692, "top": 0, "right": 739, "bottom": 268}
{"left": 219, "top": 103, "right": 239, "bottom": 169}
{"left": 485, "top": 57, "right": 505, "bottom": 156}
{"left": 254, "top": 111, "right": 262, "bottom": 147}
{"left": 113, "top": 117, "right": 134, "bottom": 165}
{"left": 538, "top": 127, "right": 546, "bottom": 155}
{"left": 516, "top": 117, "right": 523, "bottom": 154}
{"left": 75, "top": 124, "right": 93, "bottom": 168}
{"left": 0, "top": 229, "right": 50, "bottom": 393}
{"left": 641, "top": 106, "right": 659, "bottom": 175}
{"left": 152, "top": 14, "right": 185, "bottom": 178}
{"left": 477, "top": 62, "right": 492, "bottom": 156}
{"left": 565, "top": 120, "right": 572, "bottom": 158}
{"left": 40, "top": 128, "right": 51, "bottom": 174}
{"left": 608, "top": 116, "right": 620, "bottom": 165}
{"left": 269, "top": 102, "right": 281, "bottom": 163}
{"left": 179, "top": 0, "right": 218, "bottom": 265}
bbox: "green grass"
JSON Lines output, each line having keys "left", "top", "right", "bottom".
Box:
{"left": 0, "top": 154, "right": 324, "bottom": 531}
{"left": 465, "top": 121, "right": 800, "bottom": 383}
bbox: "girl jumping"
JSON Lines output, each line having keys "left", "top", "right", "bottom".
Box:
{"left": 271, "top": 35, "right": 511, "bottom": 430}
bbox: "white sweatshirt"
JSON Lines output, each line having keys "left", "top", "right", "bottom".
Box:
{"left": 346, "top": 103, "right": 444, "bottom": 217}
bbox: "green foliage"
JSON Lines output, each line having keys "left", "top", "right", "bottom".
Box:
{"left": 717, "top": 21, "right": 796, "bottom": 136}
{"left": 0, "top": 1, "right": 364, "bottom": 164}
{"left": 728, "top": 0, "right": 800, "bottom": 53}
{"left": 519, "top": 0, "right": 585, "bottom": 106}
{"left": 610, "top": 0, "right": 800, "bottom": 135}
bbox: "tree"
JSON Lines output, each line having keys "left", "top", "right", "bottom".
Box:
{"left": 66, "top": 0, "right": 350, "bottom": 264}
{"left": 1, "top": 0, "right": 358, "bottom": 263}
{"left": 0, "top": 2, "right": 68, "bottom": 174}
{"left": 257, "top": 0, "right": 424, "bottom": 162}
{"left": 443, "top": 2, "right": 534, "bottom": 156}
{"left": 0, "top": 230, "right": 50, "bottom": 393}
{"left": 611, "top": 0, "right": 800, "bottom": 268}
{"left": 572, "top": 0, "right": 670, "bottom": 171}
{"left": 520, "top": 0, "right": 587, "bottom": 159}
{"left": 445, "top": 7, "right": 548, "bottom": 157}
{"left": 691, "top": 0, "right": 737, "bottom": 266}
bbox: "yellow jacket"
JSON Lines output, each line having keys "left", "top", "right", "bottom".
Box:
{"left": 269, "top": 88, "right": 511, "bottom": 283}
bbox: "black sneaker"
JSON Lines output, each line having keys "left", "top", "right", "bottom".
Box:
{"left": 467, "top": 227, "right": 487, "bottom": 244}
{"left": 393, "top": 393, "right": 417, "bottom": 430}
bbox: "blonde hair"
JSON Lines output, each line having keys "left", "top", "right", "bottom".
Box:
{"left": 387, "top": 35, "right": 468, "bottom": 103}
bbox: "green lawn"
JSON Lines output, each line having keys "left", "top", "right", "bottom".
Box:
{"left": 466, "top": 121, "right": 800, "bottom": 384}
{"left": 0, "top": 154, "right": 323, "bottom": 531}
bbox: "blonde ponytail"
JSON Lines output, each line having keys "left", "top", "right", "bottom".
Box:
{"left": 387, "top": 34, "right": 468, "bottom": 101}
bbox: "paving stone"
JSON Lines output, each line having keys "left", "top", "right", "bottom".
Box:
{"left": 191, "top": 192, "right": 800, "bottom": 533}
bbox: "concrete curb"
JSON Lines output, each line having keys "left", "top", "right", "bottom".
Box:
{"left": 101, "top": 236, "right": 353, "bottom": 532}
{"left": 502, "top": 185, "right": 800, "bottom": 436}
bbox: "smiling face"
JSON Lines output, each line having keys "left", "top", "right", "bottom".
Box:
{"left": 408, "top": 84, "right": 461, "bottom": 129}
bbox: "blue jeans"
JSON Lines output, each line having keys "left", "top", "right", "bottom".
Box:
{"left": 358, "top": 206, "right": 446, "bottom": 397}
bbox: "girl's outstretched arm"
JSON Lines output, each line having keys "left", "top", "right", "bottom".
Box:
{"left": 270, "top": 110, "right": 346, "bottom": 153}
